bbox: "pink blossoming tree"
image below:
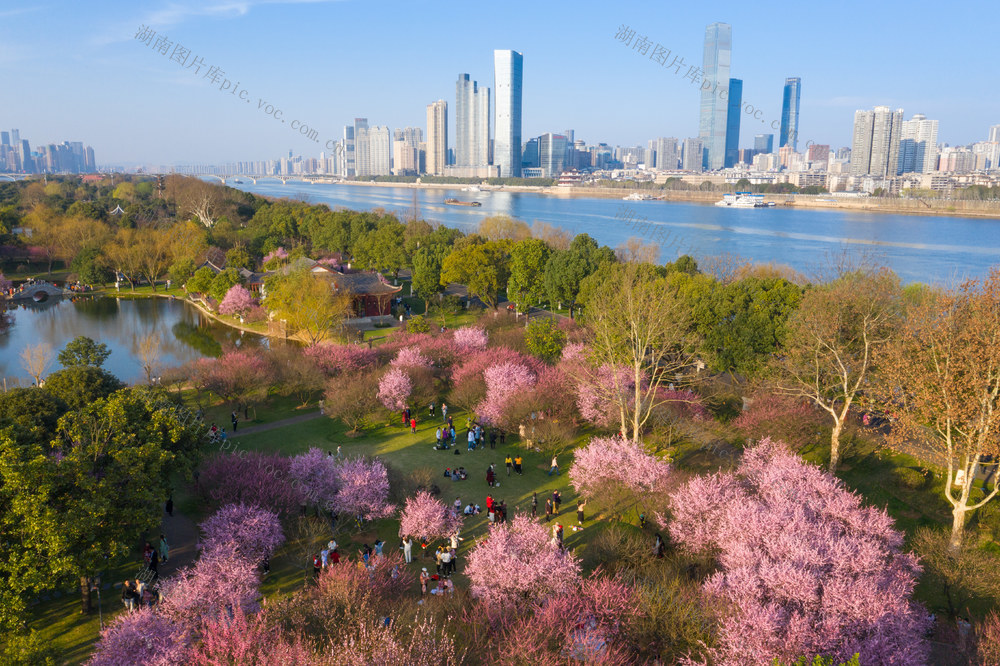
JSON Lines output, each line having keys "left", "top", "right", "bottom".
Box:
{"left": 465, "top": 515, "right": 581, "bottom": 609}
{"left": 330, "top": 456, "right": 394, "bottom": 521}
{"left": 199, "top": 451, "right": 303, "bottom": 516}
{"left": 668, "top": 438, "right": 930, "bottom": 665}
{"left": 390, "top": 345, "right": 432, "bottom": 369}
{"left": 199, "top": 503, "right": 285, "bottom": 563}
{"left": 262, "top": 247, "right": 289, "bottom": 267}
{"left": 304, "top": 343, "right": 378, "bottom": 377}
{"left": 398, "top": 490, "right": 463, "bottom": 542}
{"left": 289, "top": 447, "right": 341, "bottom": 511}
{"left": 476, "top": 362, "right": 537, "bottom": 427}
{"left": 218, "top": 284, "right": 254, "bottom": 318}
{"left": 189, "top": 608, "right": 316, "bottom": 666}
{"left": 88, "top": 608, "right": 190, "bottom": 665}
{"left": 569, "top": 436, "right": 672, "bottom": 518}
{"left": 575, "top": 364, "right": 636, "bottom": 431}
{"left": 159, "top": 552, "right": 261, "bottom": 627}
{"left": 377, "top": 367, "right": 412, "bottom": 411}
{"left": 452, "top": 326, "right": 488, "bottom": 352}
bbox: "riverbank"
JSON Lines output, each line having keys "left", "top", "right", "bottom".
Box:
{"left": 307, "top": 178, "right": 1000, "bottom": 219}
{"left": 99, "top": 288, "right": 272, "bottom": 338}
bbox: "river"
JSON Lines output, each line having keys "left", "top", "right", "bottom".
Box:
{"left": 225, "top": 179, "right": 1000, "bottom": 285}
{"left": 0, "top": 296, "right": 263, "bottom": 385}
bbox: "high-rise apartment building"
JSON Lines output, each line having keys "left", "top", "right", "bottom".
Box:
{"left": 493, "top": 49, "right": 523, "bottom": 178}
{"left": 342, "top": 125, "right": 355, "bottom": 177}
{"left": 522, "top": 138, "right": 539, "bottom": 169}
{"left": 780, "top": 77, "right": 801, "bottom": 150}
{"left": 655, "top": 137, "right": 679, "bottom": 170}
{"left": 754, "top": 134, "right": 774, "bottom": 153}
{"left": 989, "top": 125, "right": 1000, "bottom": 143}
{"left": 0, "top": 132, "right": 8, "bottom": 146}
{"left": 353, "top": 118, "right": 370, "bottom": 176}
{"left": 426, "top": 100, "right": 448, "bottom": 175}
{"left": 538, "top": 133, "right": 568, "bottom": 177}
{"left": 899, "top": 114, "right": 939, "bottom": 174}
{"left": 455, "top": 74, "right": 490, "bottom": 168}
{"left": 392, "top": 127, "right": 422, "bottom": 175}
{"left": 698, "top": 22, "right": 732, "bottom": 171}
{"left": 368, "top": 126, "right": 391, "bottom": 176}
{"left": 682, "top": 138, "right": 704, "bottom": 172}
{"left": 806, "top": 143, "right": 830, "bottom": 169}
{"left": 850, "top": 106, "right": 903, "bottom": 177}
{"left": 725, "top": 78, "right": 743, "bottom": 167}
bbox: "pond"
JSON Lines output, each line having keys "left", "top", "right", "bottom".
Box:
{"left": 0, "top": 295, "right": 265, "bottom": 385}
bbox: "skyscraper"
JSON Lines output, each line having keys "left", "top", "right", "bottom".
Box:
{"left": 682, "top": 138, "right": 704, "bottom": 172}
{"left": 988, "top": 125, "right": 1000, "bottom": 143}
{"left": 392, "top": 127, "right": 421, "bottom": 175}
{"left": 368, "top": 126, "right": 391, "bottom": 176}
{"left": 494, "top": 49, "right": 523, "bottom": 178}
{"left": 779, "top": 77, "right": 801, "bottom": 150}
{"left": 899, "top": 114, "right": 939, "bottom": 174}
{"left": 655, "top": 137, "right": 679, "bottom": 170}
{"left": 850, "top": 106, "right": 903, "bottom": 177}
{"left": 0, "top": 132, "right": 8, "bottom": 146}
{"left": 538, "top": 133, "right": 568, "bottom": 177}
{"left": 754, "top": 134, "right": 774, "bottom": 153}
{"left": 343, "top": 125, "right": 355, "bottom": 177}
{"left": 698, "top": 22, "right": 732, "bottom": 171}
{"left": 354, "top": 118, "right": 370, "bottom": 176}
{"left": 725, "top": 78, "right": 743, "bottom": 167}
{"left": 455, "top": 74, "right": 490, "bottom": 168}
{"left": 426, "top": 100, "right": 448, "bottom": 175}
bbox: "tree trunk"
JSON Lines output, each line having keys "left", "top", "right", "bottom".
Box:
{"left": 829, "top": 421, "right": 843, "bottom": 472}
{"left": 79, "top": 575, "right": 92, "bottom": 614}
{"left": 950, "top": 505, "right": 967, "bottom": 551}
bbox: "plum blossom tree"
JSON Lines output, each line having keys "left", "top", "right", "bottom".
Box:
{"left": 330, "top": 456, "right": 394, "bottom": 521}
{"left": 198, "top": 348, "right": 276, "bottom": 418}
{"left": 390, "top": 345, "right": 432, "bottom": 369}
{"left": 452, "top": 325, "right": 488, "bottom": 352}
{"left": 88, "top": 608, "right": 190, "bottom": 665}
{"left": 377, "top": 367, "right": 412, "bottom": 412}
{"left": 569, "top": 437, "right": 672, "bottom": 518}
{"left": 476, "top": 362, "right": 537, "bottom": 427}
{"left": 199, "top": 451, "right": 303, "bottom": 516}
{"left": 199, "top": 503, "right": 285, "bottom": 563}
{"left": 262, "top": 247, "right": 289, "bottom": 267}
{"left": 304, "top": 343, "right": 377, "bottom": 377}
{"left": 465, "top": 515, "right": 581, "bottom": 609}
{"left": 289, "top": 447, "right": 341, "bottom": 511}
{"left": 218, "top": 284, "right": 254, "bottom": 318}
{"left": 326, "top": 616, "right": 462, "bottom": 666}
{"left": 159, "top": 552, "right": 261, "bottom": 626}
{"left": 449, "top": 346, "right": 543, "bottom": 412}
{"left": 398, "top": 490, "right": 463, "bottom": 542}
{"left": 667, "top": 438, "right": 929, "bottom": 665}
{"left": 189, "top": 608, "right": 316, "bottom": 666}
{"left": 576, "top": 364, "right": 636, "bottom": 431}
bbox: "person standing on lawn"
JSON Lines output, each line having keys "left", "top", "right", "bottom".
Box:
{"left": 577, "top": 500, "right": 586, "bottom": 525}
{"left": 402, "top": 537, "right": 413, "bottom": 563}
{"left": 505, "top": 454, "right": 513, "bottom": 476}
{"left": 486, "top": 465, "right": 495, "bottom": 487}
{"left": 531, "top": 492, "right": 538, "bottom": 517}
{"left": 442, "top": 403, "right": 448, "bottom": 420}
{"left": 410, "top": 417, "right": 417, "bottom": 434}
{"left": 514, "top": 455, "right": 523, "bottom": 475}
{"left": 544, "top": 498, "right": 553, "bottom": 522}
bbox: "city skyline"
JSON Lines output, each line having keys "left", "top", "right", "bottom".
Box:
{"left": 0, "top": 1, "right": 995, "bottom": 165}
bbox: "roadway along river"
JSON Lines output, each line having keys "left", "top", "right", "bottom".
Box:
{"left": 225, "top": 179, "right": 1000, "bottom": 285}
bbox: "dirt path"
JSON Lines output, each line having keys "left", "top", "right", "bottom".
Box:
{"left": 157, "top": 506, "right": 199, "bottom": 577}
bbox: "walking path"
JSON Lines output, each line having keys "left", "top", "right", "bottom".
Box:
{"left": 235, "top": 410, "right": 324, "bottom": 436}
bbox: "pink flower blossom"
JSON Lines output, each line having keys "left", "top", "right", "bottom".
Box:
{"left": 398, "top": 490, "right": 463, "bottom": 541}
{"left": 452, "top": 326, "right": 488, "bottom": 351}
{"left": 668, "top": 437, "right": 930, "bottom": 665}
{"left": 476, "top": 362, "right": 536, "bottom": 426}
{"left": 263, "top": 247, "right": 289, "bottom": 265}
{"left": 188, "top": 608, "right": 316, "bottom": 665}
{"left": 575, "top": 364, "right": 636, "bottom": 428}
{"left": 304, "top": 343, "right": 377, "bottom": 377}
{"left": 329, "top": 456, "right": 394, "bottom": 520}
{"left": 88, "top": 608, "right": 189, "bottom": 665}
{"left": 570, "top": 437, "right": 672, "bottom": 499}
{"left": 218, "top": 284, "right": 254, "bottom": 317}
{"left": 465, "top": 515, "right": 581, "bottom": 609}
{"left": 289, "top": 447, "right": 341, "bottom": 511}
{"left": 560, "top": 341, "right": 587, "bottom": 362}
{"left": 159, "top": 552, "right": 261, "bottom": 627}
{"left": 390, "top": 345, "right": 431, "bottom": 369}
{"left": 199, "top": 503, "right": 285, "bottom": 562}
{"left": 377, "top": 367, "right": 412, "bottom": 411}
{"left": 199, "top": 451, "right": 303, "bottom": 516}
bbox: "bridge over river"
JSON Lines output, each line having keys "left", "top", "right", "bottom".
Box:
{"left": 9, "top": 281, "right": 71, "bottom": 302}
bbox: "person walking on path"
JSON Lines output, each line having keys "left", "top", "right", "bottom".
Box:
{"left": 159, "top": 534, "right": 169, "bottom": 564}
{"left": 531, "top": 492, "right": 538, "bottom": 517}
{"left": 548, "top": 455, "right": 560, "bottom": 476}
{"left": 231, "top": 410, "right": 238, "bottom": 432}
{"left": 410, "top": 417, "right": 417, "bottom": 434}
{"left": 402, "top": 537, "right": 413, "bottom": 563}
{"left": 514, "top": 455, "right": 523, "bottom": 475}
{"left": 505, "top": 455, "right": 513, "bottom": 476}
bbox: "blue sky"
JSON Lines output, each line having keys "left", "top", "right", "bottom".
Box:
{"left": 1, "top": 0, "right": 995, "bottom": 165}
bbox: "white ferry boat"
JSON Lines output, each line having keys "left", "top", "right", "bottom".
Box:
{"left": 461, "top": 185, "right": 482, "bottom": 192}
{"left": 715, "top": 191, "right": 775, "bottom": 208}
{"left": 623, "top": 192, "right": 654, "bottom": 201}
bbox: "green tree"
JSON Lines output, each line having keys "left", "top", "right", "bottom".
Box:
{"left": 0, "top": 388, "right": 66, "bottom": 447}
{"left": 42, "top": 366, "right": 123, "bottom": 411}
{"left": 57, "top": 336, "right": 111, "bottom": 369}
{"left": 186, "top": 266, "right": 215, "bottom": 294}
{"left": 169, "top": 257, "right": 197, "bottom": 285}
{"left": 543, "top": 234, "right": 615, "bottom": 315}
{"left": 507, "top": 238, "right": 551, "bottom": 310}
{"left": 70, "top": 246, "right": 114, "bottom": 285}
{"left": 411, "top": 245, "right": 448, "bottom": 312}
{"left": 525, "top": 317, "right": 567, "bottom": 363}
{"left": 209, "top": 267, "right": 241, "bottom": 302}
{"left": 265, "top": 269, "right": 353, "bottom": 344}
{"left": 0, "top": 388, "right": 202, "bottom": 618}
{"left": 353, "top": 219, "right": 406, "bottom": 276}
{"left": 440, "top": 240, "right": 511, "bottom": 310}
{"left": 225, "top": 243, "right": 254, "bottom": 270}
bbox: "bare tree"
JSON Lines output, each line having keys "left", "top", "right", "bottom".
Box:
{"left": 881, "top": 270, "right": 1000, "bottom": 549}
{"left": 21, "top": 343, "right": 53, "bottom": 386}
{"left": 137, "top": 332, "right": 162, "bottom": 385}
{"left": 582, "top": 262, "right": 699, "bottom": 442}
{"left": 615, "top": 237, "right": 660, "bottom": 265}
{"left": 774, "top": 269, "right": 901, "bottom": 471}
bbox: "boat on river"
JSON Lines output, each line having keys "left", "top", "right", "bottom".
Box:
{"left": 445, "top": 198, "right": 482, "bottom": 207}
{"left": 715, "top": 192, "right": 775, "bottom": 208}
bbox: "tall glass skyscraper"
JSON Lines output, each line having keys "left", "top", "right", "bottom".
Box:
{"left": 455, "top": 74, "right": 490, "bottom": 168}
{"left": 724, "top": 78, "right": 743, "bottom": 168}
{"left": 780, "top": 77, "right": 801, "bottom": 150}
{"left": 698, "top": 22, "right": 732, "bottom": 171}
{"left": 494, "top": 50, "right": 523, "bottom": 178}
